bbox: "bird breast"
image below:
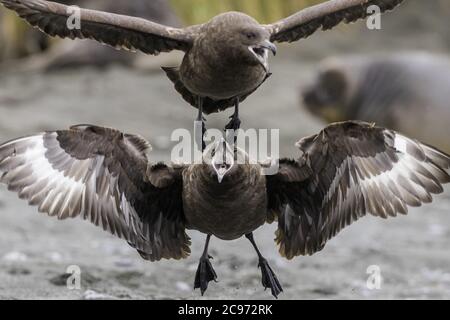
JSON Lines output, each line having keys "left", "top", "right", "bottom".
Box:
{"left": 182, "top": 165, "right": 268, "bottom": 240}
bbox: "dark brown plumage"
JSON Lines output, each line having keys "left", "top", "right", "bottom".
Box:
{"left": 1, "top": 121, "right": 450, "bottom": 298}
{"left": 1, "top": 0, "right": 404, "bottom": 129}
{"left": 43, "top": 0, "right": 181, "bottom": 70}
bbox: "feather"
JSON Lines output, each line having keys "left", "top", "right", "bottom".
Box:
{"left": 268, "top": 0, "right": 404, "bottom": 43}
{"left": 269, "top": 121, "right": 450, "bottom": 258}
{"left": 0, "top": 125, "right": 189, "bottom": 261}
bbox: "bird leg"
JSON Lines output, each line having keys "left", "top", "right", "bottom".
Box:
{"left": 225, "top": 98, "right": 241, "bottom": 133}
{"left": 194, "top": 234, "right": 218, "bottom": 295}
{"left": 245, "top": 233, "right": 283, "bottom": 299}
{"left": 196, "top": 96, "right": 206, "bottom": 151}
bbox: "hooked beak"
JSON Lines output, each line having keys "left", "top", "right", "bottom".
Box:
{"left": 260, "top": 39, "right": 277, "bottom": 56}
{"left": 216, "top": 167, "right": 227, "bottom": 183}
{"left": 249, "top": 40, "right": 277, "bottom": 73}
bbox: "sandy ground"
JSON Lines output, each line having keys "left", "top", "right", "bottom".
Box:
{"left": 0, "top": 2, "right": 450, "bottom": 299}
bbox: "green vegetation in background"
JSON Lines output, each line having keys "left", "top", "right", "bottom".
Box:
{"left": 0, "top": 9, "right": 32, "bottom": 59}
{"left": 169, "top": 0, "right": 321, "bottom": 24}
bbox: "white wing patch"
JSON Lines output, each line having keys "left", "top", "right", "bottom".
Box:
{"left": 322, "top": 132, "right": 450, "bottom": 233}
{"left": 394, "top": 134, "right": 408, "bottom": 154}
{"left": 0, "top": 133, "right": 150, "bottom": 251}
{"left": 275, "top": 123, "right": 449, "bottom": 259}
{"left": 0, "top": 128, "right": 191, "bottom": 261}
{"left": 1, "top": 135, "right": 88, "bottom": 218}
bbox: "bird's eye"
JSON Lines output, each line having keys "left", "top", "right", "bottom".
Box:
{"left": 245, "top": 32, "right": 256, "bottom": 40}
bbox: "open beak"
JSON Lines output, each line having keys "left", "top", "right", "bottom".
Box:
{"left": 260, "top": 40, "right": 277, "bottom": 56}
{"left": 216, "top": 168, "right": 227, "bottom": 183}
{"left": 249, "top": 40, "right": 277, "bottom": 73}
{"left": 212, "top": 138, "right": 234, "bottom": 184}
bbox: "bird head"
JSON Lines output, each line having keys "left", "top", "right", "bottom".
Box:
{"left": 208, "top": 12, "right": 277, "bottom": 73}
{"left": 203, "top": 138, "right": 245, "bottom": 184}
{"left": 245, "top": 32, "right": 277, "bottom": 73}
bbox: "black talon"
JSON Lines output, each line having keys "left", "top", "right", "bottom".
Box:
{"left": 194, "top": 235, "right": 218, "bottom": 295}
{"left": 225, "top": 98, "right": 241, "bottom": 144}
{"left": 258, "top": 258, "right": 283, "bottom": 298}
{"left": 225, "top": 116, "right": 241, "bottom": 131}
{"left": 225, "top": 98, "right": 241, "bottom": 132}
{"left": 245, "top": 233, "right": 283, "bottom": 299}
{"left": 194, "top": 256, "right": 218, "bottom": 295}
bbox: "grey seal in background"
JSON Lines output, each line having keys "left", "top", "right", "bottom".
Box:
{"left": 302, "top": 52, "right": 450, "bottom": 152}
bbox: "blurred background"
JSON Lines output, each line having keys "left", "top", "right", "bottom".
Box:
{"left": 0, "top": 0, "right": 450, "bottom": 300}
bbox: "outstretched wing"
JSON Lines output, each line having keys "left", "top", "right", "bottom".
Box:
{"left": 0, "top": 125, "right": 190, "bottom": 261}
{"left": 1, "top": 0, "right": 194, "bottom": 55}
{"left": 267, "top": 121, "right": 450, "bottom": 259}
{"left": 266, "top": 0, "right": 404, "bottom": 43}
